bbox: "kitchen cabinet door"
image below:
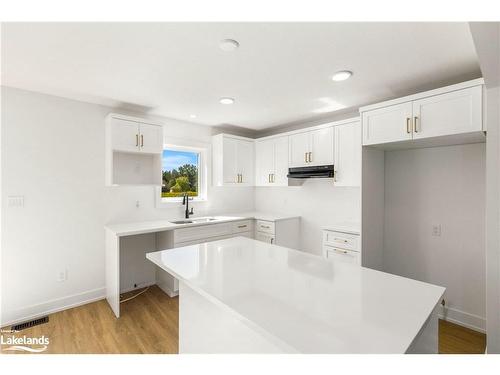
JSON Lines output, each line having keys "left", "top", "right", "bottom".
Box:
{"left": 255, "top": 139, "right": 274, "bottom": 186}
{"left": 273, "top": 136, "right": 289, "bottom": 186}
{"left": 334, "top": 121, "right": 361, "bottom": 186}
{"left": 110, "top": 117, "right": 140, "bottom": 153}
{"left": 412, "top": 85, "right": 482, "bottom": 140}
{"left": 362, "top": 102, "right": 413, "bottom": 145}
{"left": 237, "top": 139, "right": 254, "bottom": 185}
{"left": 255, "top": 232, "right": 275, "bottom": 245}
{"left": 309, "top": 126, "right": 334, "bottom": 166}
{"left": 139, "top": 123, "right": 163, "bottom": 154}
{"left": 289, "top": 131, "right": 310, "bottom": 167}
{"left": 222, "top": 136, "right": 239, "bottom": 184}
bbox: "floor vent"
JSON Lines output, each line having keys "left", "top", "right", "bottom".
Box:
{"left": 11, "top": 316, "right": 49, "bottom": 331}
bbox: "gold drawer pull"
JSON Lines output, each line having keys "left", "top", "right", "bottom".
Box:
{"left": 136, "top": 134, "right": 139, "bottom": 147}
{"left": 261, "top": 225, "right": 270, "bottom": 229}
{"left": 414, "top": 116, "right": 419, "bottom": 133}
{"left": 406, "top": 117, "right": 411, "bottom": 134}
{"left": 140, "top": 134, "right": 144, "bottom": 147}
{"left": 237, "top": 225, "right": 247, "bottom": 228}
{"left": 334, "top": 238, "right": 348, "bottom": 243}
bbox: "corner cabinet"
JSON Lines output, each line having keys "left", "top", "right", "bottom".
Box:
{"left": 255, "top": 135, "right": 289, "bottom": 186}
{"left": 361, "top": 79, "right": 484, "bottom": 147}
{"left": 105, "top": 113, "right": 163, "bottom": 186}
{"left": 212, "top": 134, "right": 255, "bottom": 186}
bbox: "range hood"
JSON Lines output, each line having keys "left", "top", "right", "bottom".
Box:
{"left": 287, "top": 164, "right": 335, "bottom": 179}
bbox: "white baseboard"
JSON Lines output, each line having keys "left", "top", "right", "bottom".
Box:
{"left": 156, "top": 282, "right": 179, "bottom": 298}
{"left": 1, "top": 287, "right": 106, "bottom": 327}
{"left": 438, "top": 305, "right": 486, "bottom": 333}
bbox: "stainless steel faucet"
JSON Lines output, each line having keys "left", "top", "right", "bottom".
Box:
{"left": 182, "top": 193, "right": 194, "bottom": 219}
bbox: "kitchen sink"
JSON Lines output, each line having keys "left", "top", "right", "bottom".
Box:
{"left": 170, "top": 220, "right": 193, "bottom": 224}
{"left": 170, "top": 217, "right": 218, "bottom": 225}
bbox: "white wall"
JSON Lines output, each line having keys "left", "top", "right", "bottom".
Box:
{"left": 1, "top": 87, "right": 254, "bottom": 324}
{"left": 383, "top": 143, "right": 486, "bottom": 332}
{"left": 255, "top": 183, "right": 360, "bottom": 255}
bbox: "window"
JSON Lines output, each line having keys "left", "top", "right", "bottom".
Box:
{"left": 161, "top": 148, "right": 201, "bottom": 199}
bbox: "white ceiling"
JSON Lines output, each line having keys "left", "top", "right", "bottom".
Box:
{"left": 1, "top": 22, "right": 481, "bottom": 131}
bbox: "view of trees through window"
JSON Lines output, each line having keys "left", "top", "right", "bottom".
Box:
{"left": 161, "top": 149, "right": 199, "bottom": 198}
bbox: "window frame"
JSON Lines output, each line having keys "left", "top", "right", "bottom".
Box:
{"left": 155, "top": 139, "right": 209, "bottom": 207}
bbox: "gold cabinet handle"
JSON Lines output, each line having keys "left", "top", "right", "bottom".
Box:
{"left": 406, "top": 118, "right": 411, "bottom": 134}
{"left": 270, "top": 238, "right": 274, "bottom": 244}
{"left": 414, "top": 116, "right": 418, "bottom": 133}
{"left": 304, "top": 152, "right": 308, "bottom": 163}
{"left": 237, "top": 224, "right": 247, "bottom": 228}
{"left": 308, "top": 152, "right": 312, "bottom": 162}
{"left": 136, "top": 134, "right": 139, "bottom": 147}
{"left": 140, "top": 134, "right": 144, "bottom": 147}
{"left": 272, "top": 174, "right": 275, "bottom": 183}
{"left": 334, "top": 249, "right": 348, "bottom": 254}
{"left": 268, "top": 174, "right": 271, "bottom": 183}
{"left": 261, "top": 225, "right": 270, "bottom": 229}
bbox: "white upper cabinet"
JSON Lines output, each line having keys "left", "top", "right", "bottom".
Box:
{"left": 334, "top": 121, "right": 361, "bottom": 187}
{"left": 109, "top": 115, "right": 163, "bottom": 154}
{"left": 360, "top": 79, "right": 484, "bottom": 147}
{"left": 213, "top": 134, "right": 255, "bottom": 186}
{"left": 309, "top": 127, "right": 335, "bottom": 166}
{"left": 255, "top": 135, "right": 289, "bottom": 186}
{"left": 412, "top": 85, "right": 482, "bottom": 140}
{"left": 289, "top": 131, "right": 310, "bottom": 167}
{"left": 110, "top": 117, "right": 141, "bottom": 153}
{"left": 255, "top": 138, "right": 275, "bottom": 186}
{"left": 362, "top": 102, "right": 413, "bottom": 146}
{"left": 105, "top": 113, "right": 163, "bottom": 186}
{"left": 289, "top": 126, "right": 334, "bottom": 167}
{"left": 138, "top": 123, "right": 164, "bottom": 154}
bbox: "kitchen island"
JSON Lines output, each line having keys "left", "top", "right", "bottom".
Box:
{"left": 146, "top": 237, "right": 445, "bottom": 354}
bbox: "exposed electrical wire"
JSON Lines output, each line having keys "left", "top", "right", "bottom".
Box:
{"left": 120, "top": 286, "right": 150, "bottom": 303}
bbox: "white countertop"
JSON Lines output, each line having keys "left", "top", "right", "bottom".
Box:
{"left": 146, "top": 237, "right": 445, "bottom": 353}
{"left": 105, "top": 212, "right": 299, "bottom": 237}
{"left": 323, "top": 221, "right": 361, "bottom": 235}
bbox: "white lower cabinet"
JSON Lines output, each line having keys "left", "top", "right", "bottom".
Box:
{"left": 322, "top": 229, "right": 361, "bottom": 266}
{"left": 324, "top": 246, "right": 360, "bottom": 265}
{"left": 254, "top": 218, "right": 300, "bottom": 249}
{"left": 256, "top": 232, "right": 275, "bottom": 244}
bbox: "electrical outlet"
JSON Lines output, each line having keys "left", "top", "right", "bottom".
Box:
{"left": 8, "top": 196, "right": 24, "bottom": 208}
{"left": 57, "top": 269, "right": 67, "bottom": 282}
{"left": 432, "top": 224, "right": 442, "bottom": 237}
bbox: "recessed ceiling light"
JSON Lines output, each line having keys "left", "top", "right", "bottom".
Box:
{"left": 219, "top": 39, "right": 239, "bottom": 52}
{"left": 332, "top": 70, "right": 353, "bottom": 82}
{"left": 219, "top": 97, "right": 235, "bottom": 105}
{"left": 190, "top": 114, "right": 197, "bottom": 119}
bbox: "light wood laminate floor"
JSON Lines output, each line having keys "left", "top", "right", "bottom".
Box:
{"left": 1, "top": 285, "right": 486, "bottom": 354}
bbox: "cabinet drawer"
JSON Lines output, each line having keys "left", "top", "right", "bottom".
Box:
{"left": 255, "top": 231, "right": 275, "bottom": 244}
{"left": 174, "top": 223, "right": 232, "bottom": 244}
{"left": 324, "top": 246, "right": 360, "bottom": 265}
{"left": 256, "top": 220, "right": 275, "bottom": 234}
{"left": 232, "top": 220, "right": 254, "bottom": 234}
{"left": 323, "top": 230, "right": 359, "bottom": 251}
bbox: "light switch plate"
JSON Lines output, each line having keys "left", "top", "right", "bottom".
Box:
{"left": 8, "top": 196, "right": 24, "bottom": 208}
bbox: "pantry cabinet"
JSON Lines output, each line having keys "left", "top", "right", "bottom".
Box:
{"left": 105, "top": 113, "right": 163, "bottom": 186}
{"left": 289, "top": 126, "right": 334, "bottom": 167}
{"left": 361, "top": 79, "right": 484, "bottom": 147}
{"left": 255, "top": 135, "right": 289, "bottom": 186}
{"left": 213, "top": 134, "right": 254, "bottom": 186}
